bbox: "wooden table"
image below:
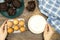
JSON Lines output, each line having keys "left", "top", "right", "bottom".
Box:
{"left": 0, "top": 0, "right": 60, "bottom": 40}
{"left": 0, "top": 0, "right": 44, "bottom": 40}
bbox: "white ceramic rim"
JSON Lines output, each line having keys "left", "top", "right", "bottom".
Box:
{"left": 28, "top": 15, "right": 47, "bottom": 34}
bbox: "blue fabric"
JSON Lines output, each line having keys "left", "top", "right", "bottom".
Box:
{"left": 38, "top": 0, "right": 60, "bottom": 33}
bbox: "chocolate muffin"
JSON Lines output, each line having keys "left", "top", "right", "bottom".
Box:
{"left": 5, "top": 0, "right": 12, "bottom": 4}
{"left": 0, "top": 3, "right": 8, "bottom": 11}
{"left": 12, "top": 0, "right": 21, "bottom": 8}
{"left": 8, "top": 7, "right": 16, "bottom": 16}
{"left": 26, "top": 1, "right": 36, "bottom": 11}
{"left": 10, "top": 3, "right": 16, "bottom": 9}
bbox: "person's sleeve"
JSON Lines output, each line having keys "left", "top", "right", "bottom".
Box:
{"left": 47, "top": 14, "right": 60, "bottom": 33}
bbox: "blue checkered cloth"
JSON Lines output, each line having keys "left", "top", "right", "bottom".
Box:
{"left": 38, "top": 0, "right": 60, "bottom": 33}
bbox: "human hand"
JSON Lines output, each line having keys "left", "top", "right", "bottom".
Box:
{"left": 0, "top": 20, "right": 8, "bottom": 40}
{"left": 44, "top": 23, "right": 55, "bottom": 40}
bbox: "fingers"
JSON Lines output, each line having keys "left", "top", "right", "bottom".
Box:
{"left": 1, "top": 20, "right": 8, "bottom": 29}
{"left": 48, "top": 24, "right": 55, "bottom": 33}
{"left": 44, "top": 24, "right": 49, "bottom": 33}
{"left": 4, "top": 24, "right": 7, "bottom": 34}
{"left": 44, "top": 23, "right": 53, "bottom": 32}
{"left": 48, "top": 24, "right": 53, "bottom": 31}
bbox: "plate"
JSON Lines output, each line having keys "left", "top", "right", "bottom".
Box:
{"left": 28, "top": 15, "right": 47, "bottom": 34}
{"left": 0, "top": 0, "right": 24, "bottom": 18}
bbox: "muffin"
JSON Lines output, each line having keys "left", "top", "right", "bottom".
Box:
{"left": 13, "top": 19, "right": 19, "bottom": 25}
{"left": 14, "top": 25, "right": 19, "bottom": 31}
{"left": 7, "top": 7, "right": 16, "bottom": 16}
{"left": 7, "top": 21, "right": 13, "bottom": 28}
{"left": 19, "top": 20, "right": 25, "bottom": 26}
{"left": 8, "top": 27, "right": 14, "bottom": 34}
{"left": 0, "top": 3, "right": 8, "bottom": 11}
{"left": 10, "top": 4, "right": 15, "bottom": 9}
{"left": 20, "top": 27, "right": 26, "bottom": 32}
{"left": 12, "top": 0, "right": 21, "bottom": 8}
{"left": 26, "top": 1, "right": 36, "bottom": 11}
{"left": 5, "top": 0, "right": 12, "bottom": 4}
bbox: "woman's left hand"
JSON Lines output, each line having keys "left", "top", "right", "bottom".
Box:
{"left": 0, "top": 20, "right": 8, "bottom": 40}
{"left": 44, "top": 23, "right": 55, "bottom": 40}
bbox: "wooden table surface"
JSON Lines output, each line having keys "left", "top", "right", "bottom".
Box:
{"left": 0, "top": 0, "right": 60, "bottom": 40}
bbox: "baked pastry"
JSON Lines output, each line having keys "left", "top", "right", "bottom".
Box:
{"left": 14, "top": 25, "right": 19, "bottom": 31}
{"left": 13, "top": 19, "right": 19, "bottom": 25}
{"left": 5, "top": 0, "right": 12, "bottom": 4}
{"left": 26, "top": 1, "right": 36, "bottom": 11}
{"left": 7, "top": 7, "right": 16, "bottom": 16}
{"left": 7, "top": 21, "right": 13, "bottom": 28}
{"left": 12, "top": 0, "right": 21, "bottom": 8}
{"left": 0, "top": 3, "right": 8, "bottom": 11}
{"left": 19, "top": 20, "right": 25, "bottom": 26}
{"left": 8, "top": 27, "right": 14, "bottom": 34}
{"left": 10, "top": 4, "right": 15, "bottom": 9}
{"left": 20, "top": 27, "right": 26, "bottom": 32}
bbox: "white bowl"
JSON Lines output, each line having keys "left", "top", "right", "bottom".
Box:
{"left": 28, "top": 15, "right": 47, "bottom": 34}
